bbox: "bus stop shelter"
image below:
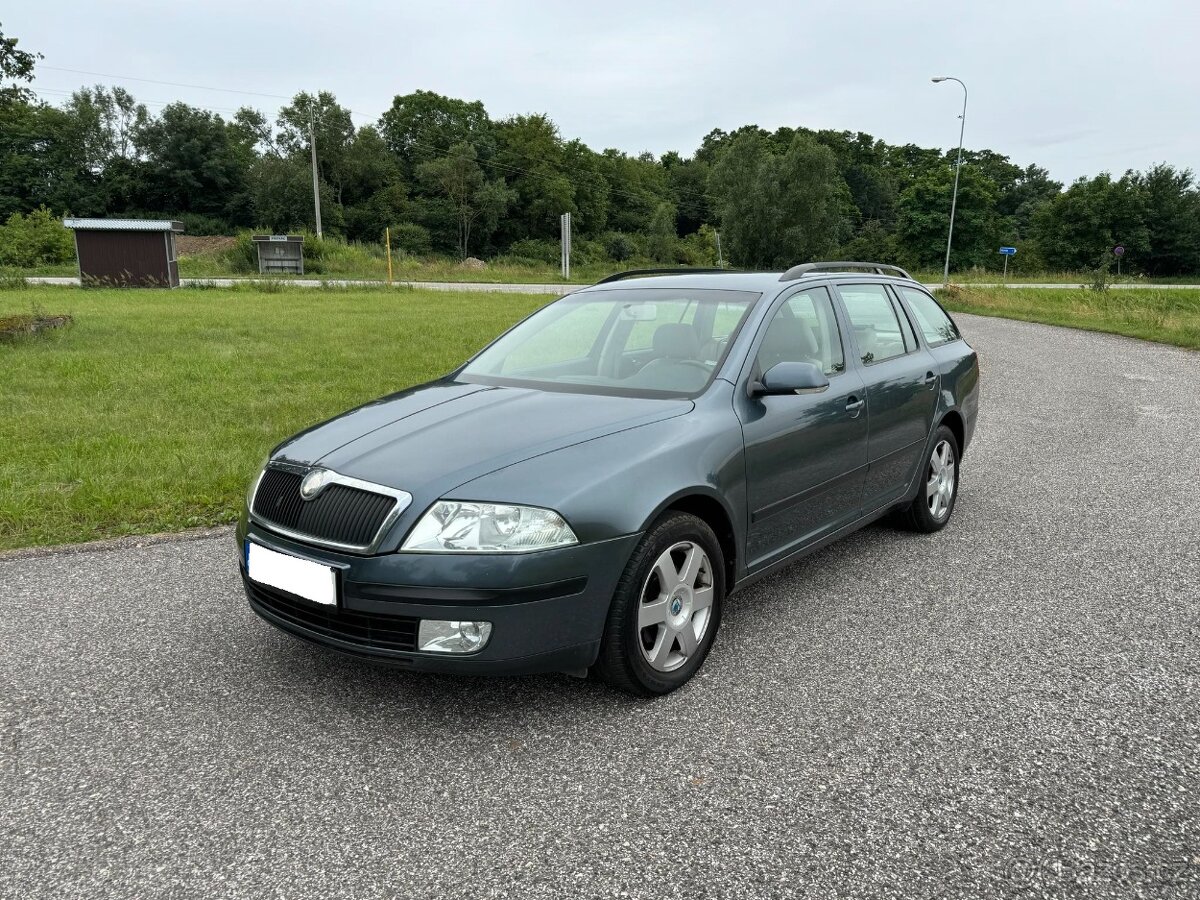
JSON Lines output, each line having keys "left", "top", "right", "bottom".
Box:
{"left": 63, "top": 218, "right": 184, "bottom": 287}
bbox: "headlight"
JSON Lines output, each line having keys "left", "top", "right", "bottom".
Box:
{"left": 401, "top": 501, "right": 578, "bottom": 553}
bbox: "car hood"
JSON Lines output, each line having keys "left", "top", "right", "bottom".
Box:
{"left": 271, "top": 380, "right": 693, "bottom": 493}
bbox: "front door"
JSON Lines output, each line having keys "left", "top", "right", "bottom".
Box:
{"left": 736, "top": 286, "right": 869, "bottom": 568}
{"left": 834, "top": 283, "right": 940, "bottom": 511}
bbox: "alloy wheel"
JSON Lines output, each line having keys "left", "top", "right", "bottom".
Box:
{"left": 637, "top": 541, "right": 715, "bottom": 673}
{"left": 926, "top": 439, "right": 956, "bottom": 520}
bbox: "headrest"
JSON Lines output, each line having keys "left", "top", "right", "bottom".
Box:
{"left": 760, "top": 317, "right": 818, "bottom": 359}
{"left": 653, "top": 323, "right": 700, "bottom": 359}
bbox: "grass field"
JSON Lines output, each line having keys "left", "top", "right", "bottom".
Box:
{"left": 3, "top": 282, "right": 1197, "bottom": 551}
{"left": 936, "top": 286, "right": 1200, "bottom": 350}
{"left": 0, "top": 284, "right": 548, "bottom": 550}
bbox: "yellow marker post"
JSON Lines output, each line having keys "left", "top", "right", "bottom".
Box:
{"left": 385, "top": 227, "right": 393, "bottom": 285}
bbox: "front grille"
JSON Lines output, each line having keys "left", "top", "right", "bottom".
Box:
{"left": 246, "top": 578, "right": 419, "bottom": 652}
{"left": 252, "top": 467, "right": 398, "bottom": 549}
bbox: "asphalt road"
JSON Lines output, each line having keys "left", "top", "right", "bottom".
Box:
{"left": 3, "top": 314, "right": 1198, "bottom": 899}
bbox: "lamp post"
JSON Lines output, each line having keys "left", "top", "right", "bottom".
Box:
{"left": 932, "top": 76, "right": 967, "bottom": 284}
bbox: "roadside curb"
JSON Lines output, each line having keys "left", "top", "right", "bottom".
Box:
{"left": 0, "top": 525, "right": 235, "bottom": 562}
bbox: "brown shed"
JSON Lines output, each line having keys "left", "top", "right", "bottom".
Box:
{"left": 63, "top": 218, "right": 185, "bottom": 287}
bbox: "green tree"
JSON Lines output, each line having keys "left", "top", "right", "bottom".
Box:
{"left": 662, "top": 151, "right": 710, "bottom": 235}
{"left": 65, "top": 86, "right": 147, "bottom": 169}
{"left": 562, "top": 138, "right": 609, "bottom": 234}
{"left": 644, "top": 201, "right": 678, "bottom": 262}
{"left": 1136, "top": 164, "right": 1200, "bottom": 276}
{"left": 378, "top": 91, "right": 494, "bottom": 181}
{"left": 494, "top": 113, "right": 573, "bottom": 242}
{"left": 1007, "top": 164, "right": 1062, "bottom": 239}
{"left": 228, "top": 106, "right": 276, "bottom": 158}
{"left": 135, "top": 103, "right": 247, "bottom": 220}
{"left": 708, "top": 131, "right": 851, "bottom": 268}
{"left": 895, "top": 165, "right": 999, "bottom": 271}
{"left": 246, "top": 154, "right": 316, "bottom": 232}
{"left": 598, "top": 149, "right": 671, "bottom": 235}
{"left": 0, "top": 22, "right": 39, "bottom": 106}
{"left": 1031, "top": 172, "right": 1148, "bottom": 271}
{"left": 276, "top": 91, "right": 355, "bottom": 206}
{"left": 417, "top": 142, "right": 512, "bottom": 258}
{"left": 339, "top": 126, "right": 408, "bottom": 241}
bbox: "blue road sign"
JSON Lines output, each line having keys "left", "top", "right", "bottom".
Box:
{"left": 999, "top": 247, "right": 1017, "bottom": 256}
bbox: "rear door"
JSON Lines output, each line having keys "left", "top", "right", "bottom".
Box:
{"left": 735, "top": 285, "right": 868, "bottom": 567}
{"left": 833, "top": 282, "right": 939, "bottom": 512}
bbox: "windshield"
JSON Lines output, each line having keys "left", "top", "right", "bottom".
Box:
{"left": 457, "top": 288, "right": 761, "bottom": 398}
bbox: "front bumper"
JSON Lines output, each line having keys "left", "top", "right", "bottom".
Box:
{"left": 238, "top": 517, "right": 640, "bottom": 675}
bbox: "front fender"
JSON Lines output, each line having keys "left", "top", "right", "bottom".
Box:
{"left": 448, "top": 382, "right": 747, "bottom": 562}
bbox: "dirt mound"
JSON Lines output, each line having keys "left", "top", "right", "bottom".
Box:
{"left": 176, "top": 235, "right": 238, "bottom": 256}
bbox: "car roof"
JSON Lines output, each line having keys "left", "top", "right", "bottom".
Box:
{"left": 573, "top": 270, "right": 925, "bottom": 297}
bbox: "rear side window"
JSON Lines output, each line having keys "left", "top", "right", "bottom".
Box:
{"left": 838, "top": 284, "right": 909, "bottom": 365}
{"left": 900, "top": 288, "right": 961, "bottom": 346}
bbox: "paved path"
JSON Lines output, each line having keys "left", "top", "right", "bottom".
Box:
{"left": 2, "top": 315, "right": 1198, "bottom": 898}
{"left": 24, "top": 275, "right": 1200, "bottom": 294}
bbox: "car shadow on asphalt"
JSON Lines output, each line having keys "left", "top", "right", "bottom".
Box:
{"left": 230, "top": 520, "right": 921, "bottom": 728}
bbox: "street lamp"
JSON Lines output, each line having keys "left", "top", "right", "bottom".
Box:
{"left": 932, "top": 76, "right": 967, "bottom": 284}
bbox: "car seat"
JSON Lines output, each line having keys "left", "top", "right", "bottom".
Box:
{"left": 757, "top": 317, "right": 820, "bottom": 374}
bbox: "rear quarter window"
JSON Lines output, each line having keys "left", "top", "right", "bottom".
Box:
{"left": 900, "top": 288, "right": 961, "bottom": 346}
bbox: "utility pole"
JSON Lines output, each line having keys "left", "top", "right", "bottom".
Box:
{"left": 309, "top": 106, "right": 322, "bottom": 239}
{"left": 715, "top": 230, "right": 723, "bottom": 268}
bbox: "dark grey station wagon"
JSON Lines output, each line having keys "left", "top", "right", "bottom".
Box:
{"left": 239, "top": 262, "right": 980, "bottom": 695}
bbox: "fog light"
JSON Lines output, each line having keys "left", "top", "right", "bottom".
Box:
{"left": 417, "top": 619, "right": 493, "bottom": 654}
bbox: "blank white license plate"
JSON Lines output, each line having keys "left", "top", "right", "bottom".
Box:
{"left": 247, "top": 542, "right": 338, "bottom": 607}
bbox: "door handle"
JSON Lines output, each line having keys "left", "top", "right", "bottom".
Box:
{"left": 846, "top": 396, "right": 865, "bottom": 418}
{"left": 923, "top": 371, "right": 938, "bottom": 389}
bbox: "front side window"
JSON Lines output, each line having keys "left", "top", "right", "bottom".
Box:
{"left": 460, "top": 287, "right": 760, "bottom": 398}
{"left": 838, "top": 284, "right": 910, "bottom": 365}
{"left": 755, "top": 287, "right": 844, "bottom": 377}
{"left": 900, "top": 288, "right": 961, "bottom": 346}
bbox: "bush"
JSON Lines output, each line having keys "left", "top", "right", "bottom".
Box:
{"left": 678, "top": 225, "right": 719, "bottom": 266}
{"left": 175, "top": 213, "right": 233, "bottom": 236}
{"left": 602, "top": 232, "right": 637, "bottom": 263}
{"left": 388, "top": 222, "right": 433, "bottom": 256}
{"left": 569, "top": 237, "right": 607, "bottom": 266}
{"left": 507, "top": 239, "right": 561, "bottom": 265}
{"left": 230, "top": 233, "right": 259, "bottom": 272}
{"left": 0, "top": 208, "right": 77, "bottom": 268}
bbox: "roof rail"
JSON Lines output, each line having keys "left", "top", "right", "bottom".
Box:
{"left": 779, "top": 261, "right": 912, "bottom": 282}
{"left": 594, "top": 267, "right": 736, "bottom": 285}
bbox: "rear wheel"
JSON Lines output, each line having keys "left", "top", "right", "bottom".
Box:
{"left": 896, "top": 425, "right": 960, "bottom": 533}
{"left": 594, "top": 512, "right": 724, "bottom": 696}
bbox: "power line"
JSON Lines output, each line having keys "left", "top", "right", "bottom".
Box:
{"left": 38, "top": 65, "right": 294, "bottom": 101}
{"left": 33, "top": 86, "right": 246, "bottom": 116}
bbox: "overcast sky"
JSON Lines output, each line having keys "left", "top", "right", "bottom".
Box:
{"left": 11, "top": 1, "right": 1200, "bottom": 184}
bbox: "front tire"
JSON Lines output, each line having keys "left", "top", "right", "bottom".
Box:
{"left": 896, "top": 425, "right": 960, "bottom": 533}
{"left": 594, "top": 512, "right": 725, "bottom": 696}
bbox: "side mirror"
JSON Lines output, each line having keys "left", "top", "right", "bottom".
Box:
{"left": 751, "top": 361, "right": 830, "bottom": 397}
